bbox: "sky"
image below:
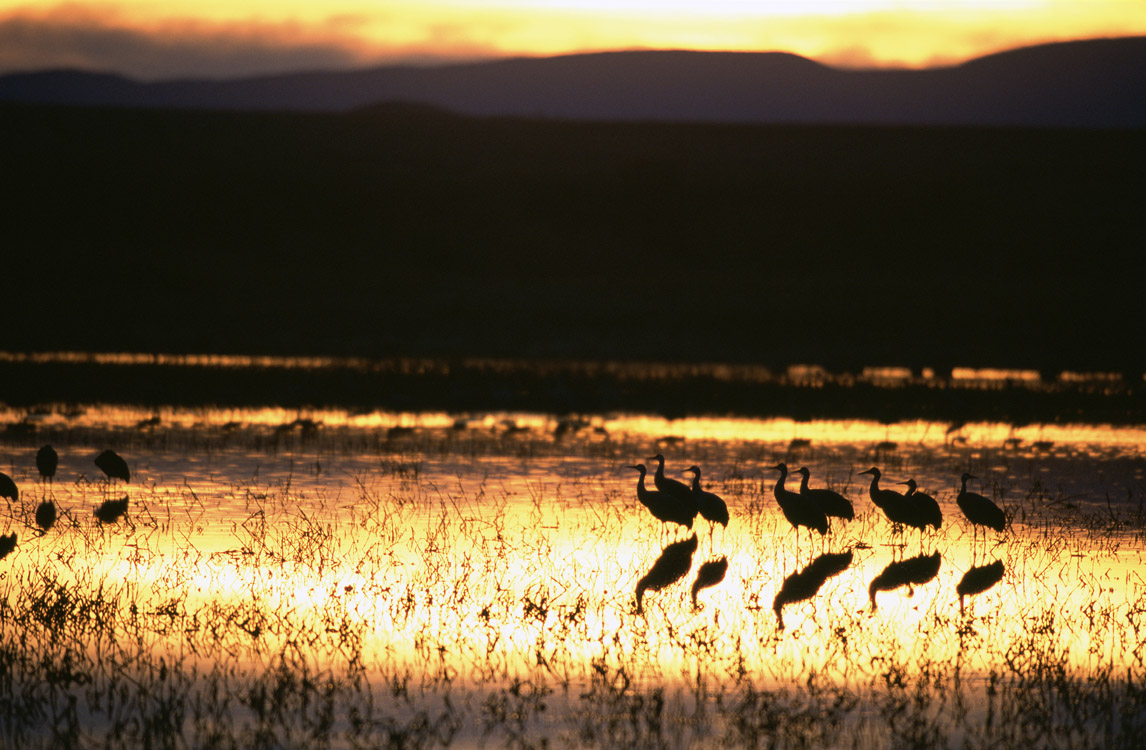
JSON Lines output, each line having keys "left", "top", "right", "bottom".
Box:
{"left": 1, "top": 1, "right": 1144, "bottom": 80}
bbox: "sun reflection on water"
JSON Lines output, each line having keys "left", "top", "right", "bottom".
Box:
{"left": 2, "top": 402, "right": 1145, "bottom": 745}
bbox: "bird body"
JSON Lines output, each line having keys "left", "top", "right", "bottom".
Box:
{"left": 770, "top": 463, "right": 828, "bottom": 536}
{"left": 95, "top": 496, "right": 129, "bottom": 523}
{"left": 690, "top": 557, "right": 729, "bottom": 607}
{"left": 0, "top": 472, "right": 18, "bottom": 503}
{"left": 636, "top": 533, "right": 698, "bottom": 614}
{"left": 860, "top": 467, "right": 924, "bottom": 530}
{"left": 0, "top": 532, "right": 15, "bottom": 560}
{"left": 956, "top": 473, "right": 1006, "bottom": 532}
{"left": 956, "top": 560, "right": 1005, "bottom": 613}
{"left": 35, "top": 500, "right": 57, "bottom": 532}
{"left": 95, "top": 449, "right": 131, "bottom": 483}
{"left": 37, "top": 445, "right": 58, "bottom": 481}
{"left": 648, "top": 454, "right": 696, "bottom": 510}
{"left": 795, "top": 467, "right": 854, "bottom": 522}
{"left": 685, "top": 465, "right": 729, "bottom": 527}
{"left": 629, "top": 464, "right": 693, "bottom": 530}
{"left": 902, "top": 479, "right": 942, "bottom": 530}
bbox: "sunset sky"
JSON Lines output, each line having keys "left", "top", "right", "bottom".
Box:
{"left": 1, "top": 1, "right": 1144, "bottom": 79}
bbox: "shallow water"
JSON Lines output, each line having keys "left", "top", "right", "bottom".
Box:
{"left": 2, "top": 402, "right": 1146, "bottom": 747}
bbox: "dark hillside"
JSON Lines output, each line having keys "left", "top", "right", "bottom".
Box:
{"left": 2, "top": 38, "right": 1145, "bottom": 127}
{"left": 3, "top": 102, "right": 1144, "bottom": 374}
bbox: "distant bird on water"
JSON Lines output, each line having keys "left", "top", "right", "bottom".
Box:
{"left": 0, "top": 532, "right": 16, "bottom": 560}
{"left": 36, "top": 444, "right": 59, "bottom": 483}
{"left": 900, "top": 479, "right": 942, "bottom": 530}
{"left": 35, "top": 500, "right": 57, "bottom": 532}
{"left": 0, "top": 472, "right": 17, "bottom": 503}
{"left": 794, "top": 467, "right": 854, "bottom": 525}
{"left": 95, "top": 496, "right": 129, "bottom": 524}
{"left": 770, "top": 463, "right": 827, "bottom": 550}
{"left": 684, "top": 465, "right": 730, "bottom": 528}
{"left": 95, "top": 449, "right": 131, "bottom": 484}
{"left": 956, "top": 560, "right": 1005, "bottom": 614}
{"left": 690, "top": 557, "right": 729, "bottom": 608}
{"left": 956, "top": 473, "right": 1006, "bottom": 534}
{"left": 628, "top": 464, "right": 694, "bottom": 533}
{"left": 635, "top": 533, "right": 698, "bottom": 614}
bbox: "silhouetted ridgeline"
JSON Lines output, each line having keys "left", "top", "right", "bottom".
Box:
{"left": 2, "top": 38, "right": 1145, "bottom": 127}
{"left": 3, "top": 100, "right": 1145, "bottom": 375}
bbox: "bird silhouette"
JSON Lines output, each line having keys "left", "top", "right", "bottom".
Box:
{"left": 0, "top": 532, "right": 15, "bottom": 560}
{"left": 684, "top": 465, "right": 730, "bottom": 528}
{"left": 36, "top": 444, "right": 58, "bottom": 483}
{"left": 628, "top": 464, "right": 694, "bottom": 532}
{"left": 956, "top": 473, "right": 1006, "bottom": 534}
{"left": 770, "top": 463, "right": 828, "bottom": 549}
{"left": 635, "top": 533, "right": 698, "bottom": 614}
{"left": 94, "top": 495, "right": 129, "bottom": 524}
{"left": 35, "top": 500, "right": 57, "bottom": 532}
{"left": 794, "top": 467, "right": 854, "bottom": 525}
{"left": 859, "top": 467, "right": 924, "bottom": 532}
{"left": 773, "top": 550, "right": 853, "bottom": 629}
{"left": 647, "top": 454, "right": 696, "bottom": 510}
{"left": 690, "top": 557, "right": 729, "bottom": 608}
{"left": 901, "top": 479, "right": 942, "bottom": 530}
{"left": 868, "top": 551, "right": 942, "bottom": 610}
{"left": 956, "top": 560, "right": 1005, "bottom": 613}
{"left": 95, "top": 449, "right": 131, "bottom": 483}
{"left": 0, "top": 472, "right": 18, "bottom": 504}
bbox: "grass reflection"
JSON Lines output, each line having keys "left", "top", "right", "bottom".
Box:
{"left": 0, "top": 412, "right": 1145, "bottom": 747}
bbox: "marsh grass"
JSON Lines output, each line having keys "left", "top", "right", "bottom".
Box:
{"left": 1, "top": 412, "right": 1146, "bottom": 748}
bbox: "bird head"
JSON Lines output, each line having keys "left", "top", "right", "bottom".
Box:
{"left": 859, "top": 467, "right": 881, "bottom": 478}
{"left": 684, "top": 465, "right": 701, "bottom": 476}
{"left": 628, "top": 464, "right": 646, "bottom": 474}
{"left": 770, "top": 463, "right": 788, "bottom": 473}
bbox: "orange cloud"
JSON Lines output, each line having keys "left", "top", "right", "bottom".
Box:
{"left": 1, "top": 1, "right": 1144, "bottom": 78}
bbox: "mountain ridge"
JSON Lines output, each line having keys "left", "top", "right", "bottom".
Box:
{"left": 2, "top": 37, "right": 1144, "bottom": 127}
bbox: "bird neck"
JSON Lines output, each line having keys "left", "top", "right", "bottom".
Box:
{"left": 798, "top": 473, "right": 809, "bottom": 493}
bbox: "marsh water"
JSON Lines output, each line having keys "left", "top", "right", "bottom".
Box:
{"left": 2, "top": 382, "right": 1146, "bottom": 748}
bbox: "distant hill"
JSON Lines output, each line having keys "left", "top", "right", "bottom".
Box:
{"left": 2, "top": 37, "right": 1145, "bottom": 127}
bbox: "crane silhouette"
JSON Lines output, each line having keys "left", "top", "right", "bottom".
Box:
{"left": 635, "top": 533, "right": 698, "bottom": 614}
{"left": 859, "top": 467, "right": 926, "bottom": 534}
{"left": 36, "top": 444, "right": 58, "bottom": 486}
{"left": 956, "top": 560, "right": 1005, "bottom": 614}
{"left": 648, "top": 454, "right": 696, "bottom": 510}
{"left": 95, "top": 449, "right": 131, "bottom": 483}
{"left": 773, "top": 550, "right": 853, "bottom": 629}
{"left": 956, "top": 473, "right": 1006, "bottom": 536}
{"left": 868, "top": 551, "right": 942, "bottom": 611}
{"left": 628, "top": 464, "right": 694, "bottom": 533}
{"left": 0, "top": 472, "right": 18, "bottom": 504}
{"left": 684, "top": 465, "right": 729, "bottom": 529}
{"left": 690, "top": 556, "right": 729, "bottom": 608}
{"left": 794, "top": 467, "right": 854, "bottom": 527}
{"left": 0, "top": 532, "right": 15, "bottom": 561}
{"left": 769, "top": 463, "right": 827, "bottom": 552}
{"left": 94, "top": 496, "right": 129, "bottom": 524}
{"left": 900, "top": 479, "right": 942, "bottom": 530}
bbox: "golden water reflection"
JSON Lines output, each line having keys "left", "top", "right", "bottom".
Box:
{"left": 3, "top": 405, "right": 1145, "bottom": 706}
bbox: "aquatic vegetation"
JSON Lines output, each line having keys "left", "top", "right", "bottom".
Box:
{"left": 0, "top": 409, "right": 1144, "bottom": 747}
